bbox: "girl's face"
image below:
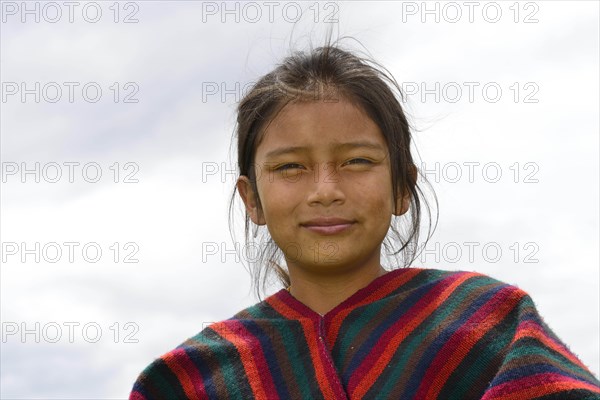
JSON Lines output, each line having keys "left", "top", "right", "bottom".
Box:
{"left": 238, "top": 97, "right": 408, "bottom": 277}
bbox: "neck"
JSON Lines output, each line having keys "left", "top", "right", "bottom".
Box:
{"left": 286, "top": 262, "right": 388, "bottom": 316}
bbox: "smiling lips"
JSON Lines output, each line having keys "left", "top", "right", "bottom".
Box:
{"left": 301, "top": 217, "right": 355, "bottom": 235}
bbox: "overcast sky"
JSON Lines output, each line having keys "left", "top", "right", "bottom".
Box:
{"left": 1, "top": 1, "right": 599, "bottom": 398}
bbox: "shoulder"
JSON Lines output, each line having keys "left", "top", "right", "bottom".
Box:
{"left": 129, "top": 300, "right": 275, "bottom": 399}
{"left": 405, "top": 267, "right": 531, "bottom": 298}
{"left": 397, "top": 267, "right": 540, "bottom": 319}
{"left": 129, "top": 325, "right": 244, "bottom": 399}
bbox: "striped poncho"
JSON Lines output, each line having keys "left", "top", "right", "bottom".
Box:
{"left": 130, "top": 268, "right": 600, "bottom": 399}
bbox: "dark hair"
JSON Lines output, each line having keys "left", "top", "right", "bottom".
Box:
{"left": 229, "top": 35, "right": 438, "bottom": 300}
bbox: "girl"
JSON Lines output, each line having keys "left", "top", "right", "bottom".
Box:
{"left": 130, "top": 41, "right": 600, "bottom": 399}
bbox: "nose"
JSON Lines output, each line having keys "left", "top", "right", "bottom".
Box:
{"left": 306, "top": 161, "right": 345, "bottom": 206}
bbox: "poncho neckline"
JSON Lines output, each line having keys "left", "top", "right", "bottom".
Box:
{"left": 268, "top": 267, "right": 412, "bottom": 322}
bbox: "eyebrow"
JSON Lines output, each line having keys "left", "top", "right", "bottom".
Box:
{"left": 264, "top": 141, "right": 386, "bottom": 159}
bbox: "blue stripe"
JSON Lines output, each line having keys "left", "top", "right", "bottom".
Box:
{"left": 341, "top": 275, "right": 443, "bottom": 380}
{"left": 491, "top": 338, "right": 596, "bottom": 386}
{"left": 400, "top": 283, "right": 507, "bottom": 398}
{"left": 182, "top": 344, "right": 219, "bottom": 398}
{"left": 241, "top": 319, "right": 293, "bottom": 399}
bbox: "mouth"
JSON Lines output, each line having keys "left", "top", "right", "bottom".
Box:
{"left": 300, "top": 217, "right": 356, "bottom": 235}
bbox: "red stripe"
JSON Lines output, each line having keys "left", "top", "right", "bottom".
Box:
{"left": 230, "top": 320, "right": 281, "bottom": 398}
{"left": 513, "top": 319, "right": 589, "bottom": 371}
{"left": 129, "top": 391, "right": 146, "bottom": 400}
{"left": 162, "top": 350, "right": 201, "bottom": 399}
{"left": 417, "top": 286, "right": 525, "bottom": 399}
{"left": 481, "top": 372, "right": 600, "bottom": 399}
{"left": 172, "top": 348, "right": 208, "bottom": 399}
{"left": 267, "top": 291, "right": 316, "bottom": 320}
{"left": 327, "top": 268, "right": 423, "bottom": 344}
{"left": 349, "top": 272, "right": 477, "bottom": 397}
{"left": 267, "top": 295, "right": 341, "bottom": 398}
{"left": 210, "top": 322, "right": 271, "bottom": 399}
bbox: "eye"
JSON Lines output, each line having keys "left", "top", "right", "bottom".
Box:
{"left": 344, "top": 158, "right": 372, "bottom": 166}
{"left": 275, "top": 163, "right": 304, "bottom": 171}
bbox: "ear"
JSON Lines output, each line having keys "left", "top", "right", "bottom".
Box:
{"left": 237, "top": 176, "right": 266, "bottom": 225}
{"left": 393, "top": 164, "right": 417, "bottom": 216}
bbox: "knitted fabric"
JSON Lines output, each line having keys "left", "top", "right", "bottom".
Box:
{"left": 130, "top": 268, "right": 600, "bottom": 399}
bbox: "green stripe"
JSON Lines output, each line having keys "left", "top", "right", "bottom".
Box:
{"left": 377, "top": 277, "right": 494, "bottom": 398}
{"left": 142, "top": 360, "right": 184, "bottom": 397}
{"left": 443, "top": 307, "right": 516, "bottom": 399}
{"left": 508, "top": 337, "right": 598, "bottom": 381}
{"left": 334, "top": 269, "right": 443, "bottom": 363}
{"left": 244, "top": 309, "right": 315, "bottom": 398}
{"left": 191, "top": 333, "right": 248, "bottom": 398}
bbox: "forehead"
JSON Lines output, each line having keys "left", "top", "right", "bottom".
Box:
{"left": 257, "top": 98, "right": 385, "bottom": 151}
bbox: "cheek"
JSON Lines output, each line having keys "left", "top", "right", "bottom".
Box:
{"left": 256, "top": 181, "right": 300, "bottom": 224}
{"left": 353, "top": 175, "right": 395, "bottom": 209}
